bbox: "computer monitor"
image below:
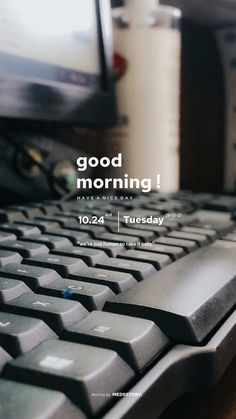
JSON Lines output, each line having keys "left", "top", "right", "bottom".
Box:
{"left": 0, "top": 0, "right": 116, "bottom": 126}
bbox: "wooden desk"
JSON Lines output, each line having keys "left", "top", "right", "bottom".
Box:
{"left": 160, "top": 357, "right": 236, "bottom": 419}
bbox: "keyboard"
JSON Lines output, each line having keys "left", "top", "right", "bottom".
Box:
{"left": 0, "top": 190, "right": 235, "bottom": 419}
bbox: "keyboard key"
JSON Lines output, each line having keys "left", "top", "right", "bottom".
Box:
{"left": 0, "top": 224, "right": 41, "bottom": 237}
{"left": 172, "top": 192, "right": 214, "bottom": 207}
{"left": 121, "top": 209, "right": 159, "bottom": 218}
{"left": 191, "top": 216, "right": 234, "bottom": 236}
{"left": 0, "top": 263, "right": 60, "bottom": 291}
{"left": 0, "top": 347, "right": 11, "bottom": 370}
{"left": 77, "top": 239, "right": 125, "bottom": 257}
{"left": 46, "top": 229, "right": 89, "bottom": 244}
{"left": 176, "top": 214, "right": 199, "bottom": 226}
{"left": 24, "top": 254, "right": 87, "bottom": 277}
{"left": 3, "top": 340, "right": 134, "bottom": 415}
{"left": 36, "top": 215, "right": 76, "bottom": 227}
{"left": 137, "top": 243, "right": 185, "bottom": 260}
{"left": 104, "top": 215, "right": 119, "bottom": 222}
{"left": 105, "top": 240, "right": 236, "bottom": 344}
{"left": 0, "top": 278, "right": 31, "bottom": 302}
{"left": 99, "top": 233, "right": 140, "bottom": 246}
{"left": 181, "top": 226, "right": 217, "bottom": 242}
{"left": 125, "top": 224, "right": 168, "bottom": 237}
{"left": 68, "top": 208, "right": 102, "bottom": 215}
{"left": 203, "top": 196, "right": 236, "bottom": 212}
{"left": 64, "top": 223, "right": 107, "bottom": 237}
{"left": 70, "top": 268, "right": 137, "bottom": 294}
{"left": 52, "top": 201, "right": 76, "bottom": 212}
{"left": 0, "top": 379, "right": 85, "bottom": 419}
{"left": 162, "top": 220, "right": 180, "bottom": 230}
{"left": 54, "top": 211, "right": 93, "bottom": 220}
{"left": 96, "top": 258, "right": 155, "bottom": 281}
{"left": 0, "top": 312, "right": 57, "bottom": 356}
{"left": 3, "top": 293, "right": 88, "bottom": 333}
{"left": 0, "top": 232, "right": 17, "bottom": 242}
{"left": 146, "top": 203, "right": 179, "bottom": 214}
{"left": 58, "top": 202, "right": 82, "bottom": 212}
{"left": 110, "top": 227, "right": 155, "bottom": 242}
{"left": 10, "top": 206, "right": 44, "bottom": 219}
{"left": 101, "top": 220, "right": 120, "bottom": 231}
{"left": 15, "top": 220, "right": 60, "bottom": 232}
{"left": 0, "top": 209, "right": 26, "bottom": 223}
{"left": 117, "top": 250, "right": 171, "bottom": 269}
{"left": 102, "top": 204, "right": 126, "bottom": 212}
{"left": 141, "top": 203, "right": 171, "bottom": 212}
{"left": 30, "top": 203, "right": 60, "bottom": 215}
{"left": 39, "top": 278, "right": 115, "bottom": 310}
{"left": 70, "top": 206, "right": 105, "bottom": 217}
{"left": 21, "top": 234, "right": 72, "bottom": 250}
{"left": 0, "top": 240, "right": 49, "bottom": 257}
{"left": 51, "top": 246, "right": 108, "bottom": 266}
{"left": 167, "top": 230, "right": 208, "bottom": 246}
{"left": 63, "top": 311, "right": 169, "bottom": 371}
{"left": 155, "top": 237, "right": 197, "bottom": 253}
{"left": 152, "top": 202, "right": 195, "bottom": 215}
{"left": 0, "top": 250, "right": 22, "bottom": 266}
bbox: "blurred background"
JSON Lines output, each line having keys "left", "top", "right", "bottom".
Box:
{"left": 1, "top": 0, "right": 236, "bottom": 203}
{"left": 109, "top": 0, "right": 236, "bottom": 194}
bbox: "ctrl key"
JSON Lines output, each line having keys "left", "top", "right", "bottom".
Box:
{"left": 0, "top": 379, "right": 85, "bottom": 419}
{"left": 3, "top": 340, "right": 135, "bottom": 415}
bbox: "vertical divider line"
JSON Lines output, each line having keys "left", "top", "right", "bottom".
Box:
{"left": 118, "top": 211, "right": 120, "bottom": 233}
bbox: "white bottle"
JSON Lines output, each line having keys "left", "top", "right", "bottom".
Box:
{"left": 111, "top": 0, "right": 181, "bottom": 193}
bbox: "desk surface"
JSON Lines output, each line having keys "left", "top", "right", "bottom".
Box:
{"left": 160, "top": 356, "right": 236, "bottom": 419}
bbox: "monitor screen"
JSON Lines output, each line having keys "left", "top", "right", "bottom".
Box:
{"left": 0, "top": 0, "right": 116, "bottom": 126}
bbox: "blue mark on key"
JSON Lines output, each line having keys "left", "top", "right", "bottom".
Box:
{"left": 62, "top": 287, "right": 73, "bottom": 300}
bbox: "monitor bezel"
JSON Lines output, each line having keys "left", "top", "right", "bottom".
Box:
{"left": 0, "top": 0, "right": 117, "bottom": 127}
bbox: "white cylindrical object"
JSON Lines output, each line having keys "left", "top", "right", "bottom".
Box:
{"left": 125, "top": 0, "right": 157, "bottom": 21}
{"left": 112, "top": 2, "right": 181, "bottom": 193}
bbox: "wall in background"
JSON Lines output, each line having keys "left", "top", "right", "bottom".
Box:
{"left": 180, "top": 21, "right": 225, "bottom": 192}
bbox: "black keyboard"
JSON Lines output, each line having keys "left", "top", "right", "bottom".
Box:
{"left": 0, "top": 191, "right": 235, "bottom": 419}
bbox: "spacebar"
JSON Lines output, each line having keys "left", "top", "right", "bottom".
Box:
{"left": 105, "top": 240, "right": 236, "bottom": 344}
